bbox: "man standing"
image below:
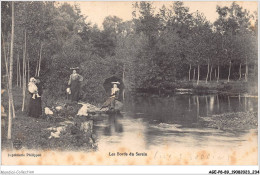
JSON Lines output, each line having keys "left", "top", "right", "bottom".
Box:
{"left": 68, "top": 69, "right": 83, "bottom": 102}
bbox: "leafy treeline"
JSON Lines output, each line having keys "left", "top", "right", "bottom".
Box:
{"left": 1, "top": 2, "right": 258, "bottom": 102}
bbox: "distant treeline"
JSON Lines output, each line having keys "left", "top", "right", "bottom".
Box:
{"left": 1, "top": 2, "right": 257, "bottom": 103}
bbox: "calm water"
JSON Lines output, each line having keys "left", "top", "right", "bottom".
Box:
{"left": 94, "top": 94, "right": 257, "bottom": 150}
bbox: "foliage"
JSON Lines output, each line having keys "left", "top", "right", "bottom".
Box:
{"left": 1, "top": 1, "right": 257, "bottom": 103}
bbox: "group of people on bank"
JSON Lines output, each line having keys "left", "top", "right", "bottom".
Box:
{"left": 27, "top": 69, "right": 121, "bottom": 118}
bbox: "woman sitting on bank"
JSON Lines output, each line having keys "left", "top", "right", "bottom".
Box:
{"left": 101, "top": 82, "right": 120, "bottom": 110}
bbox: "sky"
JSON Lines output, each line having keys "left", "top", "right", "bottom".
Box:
{"left": 64, "top": 1, "right": 258, "bottom": 28}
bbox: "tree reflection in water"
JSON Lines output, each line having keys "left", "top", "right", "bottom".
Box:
{"left": 103, "top": 113, "right": 124, "bottom": 136}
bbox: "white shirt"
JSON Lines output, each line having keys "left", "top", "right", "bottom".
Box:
{"left": 28, "top": 82, "right": 38, "bottom": 94}
{"left": 111, "top": 87, "right": 119, "bottom": 97}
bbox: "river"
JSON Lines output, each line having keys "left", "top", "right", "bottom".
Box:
{"left": 93, "top": 93, "right": 257, "bottom": 151}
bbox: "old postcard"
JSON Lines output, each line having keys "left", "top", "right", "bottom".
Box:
{"left": 1, "top": 1, "right": 258, "bottom": 168}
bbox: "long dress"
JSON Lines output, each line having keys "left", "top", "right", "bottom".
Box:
{"left": 68, "top": 74, "right": 83, "bottom": 102}
{"left": 28, "top": 82, "right": 42, "bottom": 118}
{"left": 101, "top": 88, "right": 120, "bottom": 110}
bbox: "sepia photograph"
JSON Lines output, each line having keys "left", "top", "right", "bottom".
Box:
{"left": 1, "top": 0, "right": 258, "bottom": 168}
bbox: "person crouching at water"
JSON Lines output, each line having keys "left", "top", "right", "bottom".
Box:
{"left": 101, "top": 82, "right": 120, "bottom": 110}
{"left": 28, "top": 77, "right": 41, "bottom": 99}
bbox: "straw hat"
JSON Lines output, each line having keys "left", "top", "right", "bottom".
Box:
{"left": 30, "top": 77, "right": 36, "bottom": 83}
{"left": 111, "top": 81, "right": 120, "bottom": 85}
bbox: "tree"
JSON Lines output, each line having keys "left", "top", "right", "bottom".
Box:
{"left": 21, "top": 30, "right": 27, "bottom": 112}
{"left": 205, "top": 32, "right": 218, "bottom": 83}
{"left": 158, "top": 2, "right": 193, "bottom": 81}
{"left": 133, "top": 2, "right": 160, "bottom": 48}
{"left": 7, "top": 1, "right": 15, "bottom": 139}
{"left": 190, "top": 11, "right": 211, "bottom": 85}
{"left": 214, "top": 2, "right": 255, "bottom": 82}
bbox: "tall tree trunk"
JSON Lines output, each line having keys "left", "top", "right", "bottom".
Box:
{"left": 27, "top": 58, "right": 30, "bottom": 83}
{"left": 122, "top": 64, "right": 125, "bottom": 101}
{"left": 11, "top": 97, "right": 15, "bottom": 119}
{"left": 217, "top": 65, "right": 220, "bottom": 83}
{"left": 2, "top": 32, "right": 10, "bottom": 99}
{"left": 2, "top": 33, "right": 16, "bottom": 120}
{"left": 193, "top": 68, "right": 196, "bottom": 81}
{"left": 7, "top": 43, "right": 10, "bottom": 66}
{"left": 214, "top": 68, "right": 216, "bottom": 80}
{"left": 35, "top": 60, "right": 39, "bottom": 77}
{"left": 22, "top": 30, "right": 27, "bottom": 112}
{"left": 8, "top": 97, "right": 12, "bottom": 137}
{"left": 228, "top": 60, "right": 231, "bottom": 82}
{"left": 188, "top": 64, "right": 191, "bottom": 81}
{"left": 17, "top": 53, "right": 19, "bottom": 86}
{"left": 37, "top": 43, "right": 43, "bottom": 76}
{"left": 253, "top": 63, "right": 257, "bottom": 78}
{"left": 209, "top": 65, "right": 213, "bottom": 82}
{"left": 245, "top": 57, "right": 248, "bottom": 82}
{"left": 18, "top": 55, "right": 21, "bottom": 87}
{"left": 205, "top": 60, "right": 209, "bottom": 83}
{"left": 239, "top": 62, "right": 242, "bottom": 80}
{"left": 2, "top": 33, "right": 9, "bottom": 76}
{"left": 8, "top": 2, "right": 15, "bottom": 139}
{"left": 197, "top": 64, "right": 200, "bottom": 85}
{"left": 10, "top": 2, "right": 16, "bottom": 119}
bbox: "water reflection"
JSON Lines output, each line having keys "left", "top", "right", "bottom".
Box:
{"left": 94, "top": 93, "right": 257, "bottom": 150}
{"left": 209, "top": 96, "right": 214, "bottom": 112}
{"left": 126, "top": 93, "right": 256, "bottom": 125}
{"left": 103, "top": 113, "right": 124, "bottom": 136}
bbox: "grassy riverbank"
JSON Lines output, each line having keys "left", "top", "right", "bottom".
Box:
{"left": 134, "top": 80, "right": 257, "bottom": 96}
{"left": 199, "top": 111, "right": 258, "bottom": 131}
{"left": 1, "top": 114, "right": 97, "bottom": 151}
{"left": 1, "top": 87, "right": 96, "bottom": 151}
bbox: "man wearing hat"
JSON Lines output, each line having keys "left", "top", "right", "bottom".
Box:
{"left": 68, "top": 68, "right": 83, "bottom": 102}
